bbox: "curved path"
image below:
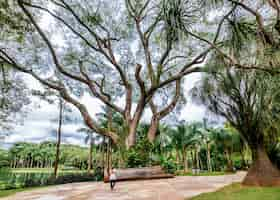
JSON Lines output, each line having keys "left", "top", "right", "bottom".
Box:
{"left": 2, "top": 171, "right": 246, "bottom": 200}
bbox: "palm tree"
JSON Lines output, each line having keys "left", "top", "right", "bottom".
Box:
{"left": 192, "top": 68, "right": 280, "bottom": 186}
{"left": 224, "top": 123, "right": 248, "bottom": 169}
{"left": 212, "top": 128, "right": 235, "bottom": 172}
{"left": 170, "top": 123, "right": 199, "bottom": 172}
{"left": 54, "top": 98, "right": 63, "bottom": 177}
{"left": 78, "top": 127, "right": 97, "bottom": 174}
{"left": 199, "top": 119, "right": 213, "bottom": 172}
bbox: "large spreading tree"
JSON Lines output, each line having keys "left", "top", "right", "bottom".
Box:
{"left": 0, "top": 0, "right": 234, "bottom": 147}
{"left": 1, "top": 0, "right": 280, "bottom": 149}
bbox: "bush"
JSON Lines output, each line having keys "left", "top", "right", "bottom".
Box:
{"left": 0, "top": 171, "right": 100, "bottom": 191}
{"left": 0, "top": 160, "right": 9, "bottom": 168}
{"left": 126, "top": 138, "right": 153, "bottom": 168}
{"left": 233, "top": 159, "right": 242, "bottom": 170}
{"left": 160, "top": 156, "right": 177, "bottom": 174}
{"left": 45, "top": 173, "right": 97, "bottom": 185}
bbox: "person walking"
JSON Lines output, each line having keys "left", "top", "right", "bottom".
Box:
{"left": 109, "top": 168, "right": 117, "bottom": 190}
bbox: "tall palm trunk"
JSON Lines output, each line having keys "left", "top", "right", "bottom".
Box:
{"left": 240, "top": 149, "right": 247, "bottom": 169}
{"left": 54, "top": 98, "right": 63, "bottom": 177}
{"left": 87, "top": 134, "right": 93, "bottom": 174}
{"left": 206, "top": 142, "right": 212, "bottom": 172}
{"left": 190, "top": 150, "right": 194, "bottom": 169}
{"left": 102, "top": 136, "right": 105, "bottom": 172}
{"left": 106, "top": 108, "right": 112, "bottom": 175}
{"left": 225, "top": 148, "right": 233, "bottom": 172}
{"left": 176, "top": 149, "right": 180, "bottom": 170}
{"left": 195, "top": 146, "right": 200, "bottom": 170}
{"left": 183, "top": 147, "right": 188, "bottom": 173}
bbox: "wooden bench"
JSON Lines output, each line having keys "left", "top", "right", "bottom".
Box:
{"left": 104, "top": 166, "right": 174, "bottom": 182}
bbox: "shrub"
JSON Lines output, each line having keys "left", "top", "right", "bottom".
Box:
{"left": 126, "top": 138, "right": 153, "bottom": 168}
{"left": 160, "top": 156, "right": 177, "bottom": 174}
{"left": 233, "top": 159, "right": 242, "bottom": 170}
{"left": 0, "top": 171, "right": 100, "bottom": 191}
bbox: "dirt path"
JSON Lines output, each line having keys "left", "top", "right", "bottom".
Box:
{"left": 1, "top": 171, "right": 246, "bottom": 200}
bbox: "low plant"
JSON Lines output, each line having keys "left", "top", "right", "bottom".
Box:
{"left": 160, "top": 156, "right": 177, "bottom": 174}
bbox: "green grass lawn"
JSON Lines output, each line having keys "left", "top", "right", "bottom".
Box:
{"left": 0, "top": 168, "right": 90, "bottom": 198}
{"left": 11, "top": 168, "right": 86, "bottom": 174}
{"left": 0, "top": 168, "right": 94, "bottom": 192}
{"left": 177, "top": 171, "right": 234, "bottom": 176}
{"left": 189, "top": 183, "right": 280, "bottom": 200}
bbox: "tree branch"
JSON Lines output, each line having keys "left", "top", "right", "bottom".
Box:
{"left": 18, "top": 0, "right": 89, "bottom": 84}
{"left": 135, "top": 64, "right": 146, "bottom": 96}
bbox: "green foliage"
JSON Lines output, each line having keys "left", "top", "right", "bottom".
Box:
{"left": 159, "top": 155, "right": 177, "bottom": 174}
{"left": 0, "top": 0, "right": 31, "bottom": 40}
{"left": 224, "top": 18, "right": 257, "bottom": 57}
{"left": 8, "top": 142, "right": 91, "bottom": 170}
{"left": 0, "top": 149, "right": 10, "bottom": 168}
{"left": 0, "top": 170, "right": 100, "bottom": 191}
{"left": 162, "top": 0, "right": 199, "bottom": 42}
{"left": 83, "top": 13, "right": 103, "bottom": 26}
{"left": 267, "top": 142, "right": 280, "bottom": 169}
{"left": 233, "top": 159, "right": 242, "bottom": 170}
{"left": 126, "top": 138, "right": 153, "bottom": 168}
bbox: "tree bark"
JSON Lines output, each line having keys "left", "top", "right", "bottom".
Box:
{"left": 240, "top": 149, "right": 246, "bottom": 169}
{"left": 147, "top": 116, "right": 159, "bottom": 143}
{"left": 87, "top": 135, "right": 93, "bottom": 174}
{"left": 176, "top": 149, "right": 180, "bottom": 170}
{"left": 190, "top": 151, "right": 195, "bottom": 169}
{"left": 225, "top": 148, "right": 233, "bottom": 172}
{"left": 195, "top": 146, "right": 200, "bottom": 170}
{"left": 126, "top": 119, "right": 138, "bottom": 148}
{"left": 183, "top": 148, "right": 188, "bottom": 173}
{"left": 243, "top": 145, "right": 280, "bottom": 186}
{"left": 126, "top": 100, "right": 145, "bottom": 148}
{"left": 54, "top": 98, "right": 63, "bottom": 178}
{"left": 148, "top": 80, "right": 181, "bottom": 143}
{"left": 206, "top": 142, "right": 212, "bottom": 172}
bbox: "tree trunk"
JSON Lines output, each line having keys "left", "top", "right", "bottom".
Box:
{"left": 126, "top": 100, "right": 145, "bottom": 148}
{"left": 54, "top": 98, "right": 63, "bottom": 178}
{"left": 225, "top": 149, "right": 233, "bottom": 172}
{"left": 183, "top": 148, "right": 188, "bottom": 173}
{"left": 176, "top": 149, "right": 180, "bottom": 170}
{"left": 102, "top": 136, "right": 105, "bottom": 172}
{"left": 147, "top": 116, "right": 159, "bottom": 143}
{"left": 243, "top": 145, "right": 280, "bottom": 186}
{"left": 190, "top": 150, "right": 194, "bottom": 169}
{"left": 126, "top": 119, "right": 138, "bottom": 148}
{"left": 195, "top": 147, "right": 200, "bottom": 170}
{"left": 88, "top": 135, "right": 93, "bottom": 174}
{"left": 206, "top": 142, "right": 212, "bottom": 172}
{"left": 106, "top": 138, "right": 110, "bottom": 176}
{"left": 240, "top": 149, "right": 246, "bottom": 169}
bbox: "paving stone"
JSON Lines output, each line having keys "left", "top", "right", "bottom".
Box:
{"left": 1, "top": 171, "right": 246, "bottom": 200}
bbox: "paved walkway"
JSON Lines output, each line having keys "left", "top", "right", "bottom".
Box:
{"left": 2, "top": 171, "right": 246, "bottom": 200}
